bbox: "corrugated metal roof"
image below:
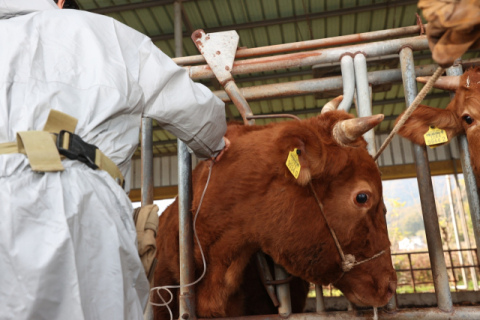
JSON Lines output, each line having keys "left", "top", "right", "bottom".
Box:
{"left": 75, "top": 0, "right": 480, "bottom": 160}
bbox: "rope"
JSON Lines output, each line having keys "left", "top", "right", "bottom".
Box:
{"left": 373, "top": 66, "right": 445, "bottom": 161}
{"left": 309, "top": 182, "right": 346, "bottom": 262}
{"left": 150, "top": 161, "right": 214, "bottom": 320}
{"left": 308, "top": 182, "right": 385, "bottom": 273}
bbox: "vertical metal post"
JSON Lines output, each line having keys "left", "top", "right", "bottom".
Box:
{"left": 354, "top": 52, "right": 397, "bottom": 311}
{"left": 315, "top": 285, "right": 326, "bottom": 313}
{"left": 142, "top": 117, "right": 154, "bottom": 320}
{"left": 274, "top": 264, "right": 292, "bottom": 318}
{"left": 175, "top": 1, "right": 196, "bottom": 319}
{"left": 174, "top": 0, "right": 183, "bottom": 58}
{"left": 354, "top": 54, "right": 377, "bottom": 156}
{"left": 446, "top": 62, "right": 480, "bottom": 272}
{"left": 141, "top": 118, "right": 154, "bottom": 207}
{"left": 178, "top": 141, "right": 195, "bottom": 320}
{"left": 453, "top": 166, "right": 479, "bottom": 290}
{"left": 446, "top": 175, "right": 467, "bottom": 288}
{"left": 399, "top": 47, "right": 453, "bottom": 312}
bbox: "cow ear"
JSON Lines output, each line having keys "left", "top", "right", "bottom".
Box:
{"left": 396, "top": 104, "right": 463, "bottom": 145}
{"left": 281, "top": 136, "right": 314, "bottom": 186}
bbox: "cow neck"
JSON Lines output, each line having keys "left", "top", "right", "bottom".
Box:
{"left": 308, "top": 181, "right": 385, "bottom": 282}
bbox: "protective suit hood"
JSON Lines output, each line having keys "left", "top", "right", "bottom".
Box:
{"left": 0, "top": 0, "right": 58, "bottom": 19}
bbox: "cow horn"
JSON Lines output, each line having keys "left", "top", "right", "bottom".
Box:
{"left": 333, "top": 114, "right": 384, "bottom": 146}
{"left": 416, "top": 75, "right": 460, "bottom": 91}
{"left": 321, "top": 95, "right": 343, "bottom": 114}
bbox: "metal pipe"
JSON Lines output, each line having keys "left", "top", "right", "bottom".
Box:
{"left": 274, "top": 264, "right": 292, "bottom": 318}
{"left": 255, "top": 253, "right": 280, "bottom": 307}
{"left": 315, "top": 285, "right": 326, "bottom": 313}
{"left": 213, "top": 58, "right": 480, "bottom": 103}
{"left": 452, "top": 165, "right": 479, "bottom": 290}
{"left": 141, "top": 117, "right": 154, "bottom": 320}
{"left": 457, "top": 136, "right": 480, "bottom": 273}
{"left": 174, "top": 0, "right": 183, "bottom": 58}
{"left": 354, "top": 53, "right": 376, "bottom": 156}
{"left": 185, "top": 36, "right": 429, "bottom": 81}
{"left": 173, "top": 25, "right": 424, "bottom": 65}
{"left": 224, "top": 81, "right": 254, "bottom": 125}
{"left": 175, "top": 1, "right": 196, "bottom": 319}
{"left": 446, "top": 63, "right": 480, "bottom": 279}
{"left": 198, "top": 306, "right": 480, "bottom": 320}
{"left": 399, "top": 47, "right": 453, "bottom": 312}
{"left": 446, "top": 175, "right": 468, "bottom": 289}
{"left": 141, "top": 118, "right": 154, "bottom": 206}
{"left": 178, "top": 139, "right": 196, "bottom": 320}
{"left": 338, "top": 55, "right": 355, "bottom": 112}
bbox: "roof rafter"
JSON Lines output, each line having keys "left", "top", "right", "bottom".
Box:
{"left": 88, "top": 0, "right": 418, "bottom": 42}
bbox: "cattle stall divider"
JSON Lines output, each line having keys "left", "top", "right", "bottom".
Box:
{"left": 140, "top": 20, "right": 480, "bottom": 320}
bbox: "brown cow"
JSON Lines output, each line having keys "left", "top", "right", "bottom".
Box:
{"left": 396, "top": 67, "right": 480, "bottom": 185}
{"left": 152, "top": 97, "right": 397, "bottom": 319}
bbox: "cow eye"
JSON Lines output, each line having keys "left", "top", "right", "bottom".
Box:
{"left": 464, "top": 115, "right": 474, "bottom": 125}
{"left": 356, "top": 193, "right": 368, "bottom": 204}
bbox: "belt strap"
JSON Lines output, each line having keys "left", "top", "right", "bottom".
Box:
{"left": 17, "top": 131, "right": 64, "bottom": 172}
{"left": 0, "top": 110, "right": 124, "bottom": 187}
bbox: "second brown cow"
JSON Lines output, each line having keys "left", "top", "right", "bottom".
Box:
{"left": 397, "top": 67, "right": 480, "bottom": 186}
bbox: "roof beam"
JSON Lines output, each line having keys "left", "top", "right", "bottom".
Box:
{"left": 89, "top": 0, "right": 418, "bottom": 42}
{"left": 88, "top": 0, "right": 193, "bottom": 14}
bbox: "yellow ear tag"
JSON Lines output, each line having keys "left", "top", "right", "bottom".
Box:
{"left": 286, "top": 148, "right": 301, "bottom": 179}
{"left": 424, "top": 126, "right": 448, "bottom": 149}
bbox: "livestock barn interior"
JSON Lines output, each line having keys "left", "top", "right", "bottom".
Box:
{"left": 77, "top": 1, "right": 480, "bottom": 319}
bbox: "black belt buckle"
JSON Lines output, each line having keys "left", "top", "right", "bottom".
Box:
{"left": 56, "top": 130, "right": 99, "bottom": 170}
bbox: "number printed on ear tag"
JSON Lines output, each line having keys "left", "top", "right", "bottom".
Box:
{"left": 424, "top": 126, "right": 448, "bottom": 149}
{"left": 286, "top": 148, "right": 301, "bottom": 179}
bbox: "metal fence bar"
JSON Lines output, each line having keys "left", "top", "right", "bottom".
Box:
{"left": 185, "top": 36, "right": 429, "bottom": 80}
{"left": 407, "top": 253, "right": 416, "bottom": 293}
{"left": 446, "top": 63, "right": 480, "bottom": 274}
{"left": 142, "top": 117, "right": 154, "bottom": 320}
{"left": 141, "top": 118, "right": 154, "bottom": 207}
{"left": 274, "top": 264, "right": 292, "bottom": 317}
{"left": 315, "top": 285, "right": 326, "bottom": 312}
{"left": 175, "top": 0, "right": 197, "bottom": 319}
{"left": 447, "top": 249, "right": 458, "bottom": 291}
{"left": 399, "top": 47, "right": 453, "bottom": 312}
{"left": 178, "top": 140, "right": 196, "bottom": 320}
{"left": 446, "top": 175, "right": 468, "bottom": 288}
{"left": 173, "top": 25, "right": 424, "bottom": 65}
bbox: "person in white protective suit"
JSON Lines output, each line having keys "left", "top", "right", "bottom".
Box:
{"left": 0, "top": 1, "right": 228, "bottom": 319}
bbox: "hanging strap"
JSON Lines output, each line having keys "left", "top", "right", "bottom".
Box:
{"left": 133, "top": 204, "right": 160, "bottom": 283}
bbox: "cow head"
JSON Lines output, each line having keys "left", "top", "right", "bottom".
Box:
{"left": 396, "top": 67, "right": 480, "bottom": 185}
{"left": 213, "top": 97, "right": 396, "bottom": 307}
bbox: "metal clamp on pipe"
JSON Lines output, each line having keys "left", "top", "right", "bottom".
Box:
{"left": 192, "top": 29, "right": 254, "bottom": 125}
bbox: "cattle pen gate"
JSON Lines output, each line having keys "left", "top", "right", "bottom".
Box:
{"left": 139, "top": 8, "right": 480, "bottom": 320}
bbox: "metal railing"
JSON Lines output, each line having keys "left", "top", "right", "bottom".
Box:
{"left": 320, "top": 248, "right": 480, "bottom": 297}
{"left": 141, "top": 9, "right": 480, "bottom": 319}
{"left": 393, "top": 249, "right": 480, "bottom": 293}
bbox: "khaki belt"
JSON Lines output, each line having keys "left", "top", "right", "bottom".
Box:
{"left": 0, "top": 110, "right": 124, "bottom": 187}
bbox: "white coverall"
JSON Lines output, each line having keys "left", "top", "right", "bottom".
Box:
{"left": 0, "top": 1, "right": 226, "bottom": 319}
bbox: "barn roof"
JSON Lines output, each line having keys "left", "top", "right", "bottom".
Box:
{"left": 74, "top": 0, "right": 478, "bottom": 198}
